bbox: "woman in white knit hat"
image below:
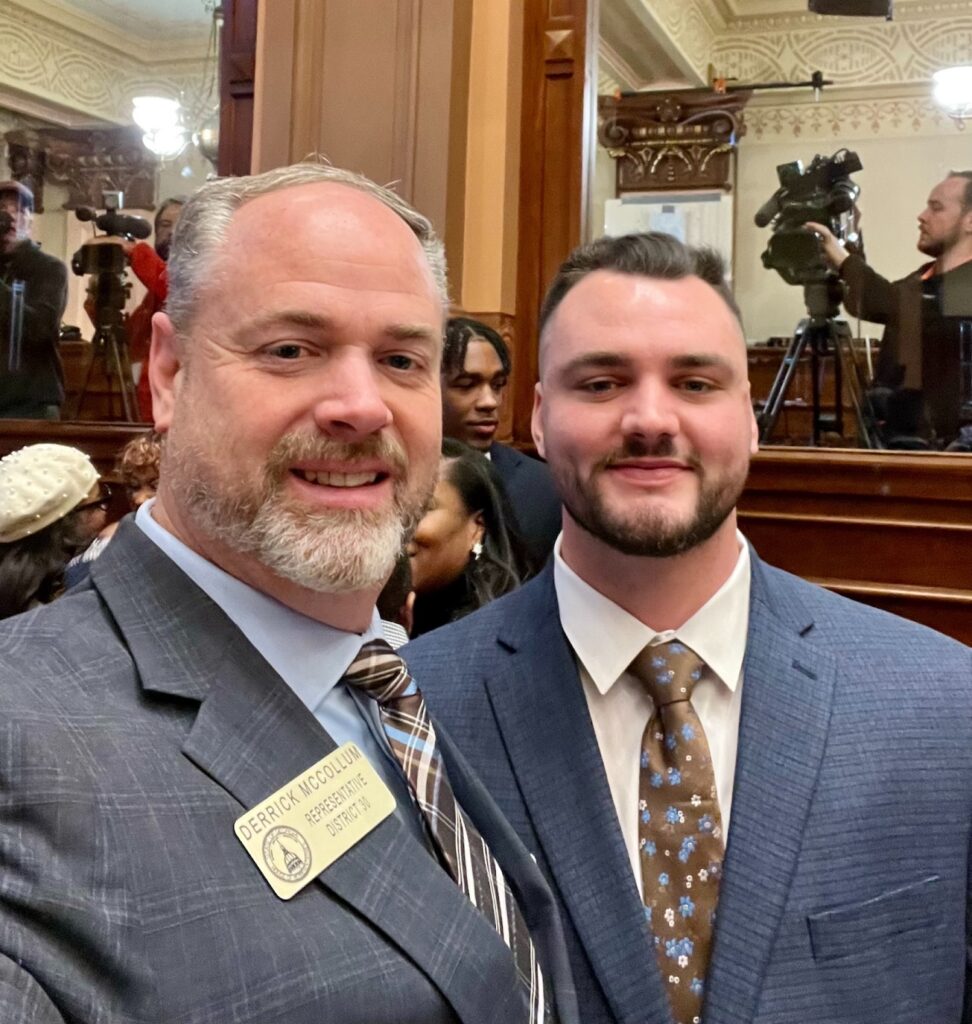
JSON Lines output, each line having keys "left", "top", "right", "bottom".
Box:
{"left": 0, "top": 443, "right": 106, "bottom": 617}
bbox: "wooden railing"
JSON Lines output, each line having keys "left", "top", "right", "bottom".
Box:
{"left": 2, "top": 421, "right": 968, "bottom": 645}
{"left": 741, "top": 448, "right": 972, "bottom": 644}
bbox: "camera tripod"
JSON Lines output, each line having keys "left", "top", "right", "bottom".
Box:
{"left": 758, "top": 280, "right": 880, "bottom": 448}
{"left": 72, "top": 271, "right": 138, "bottom": 422}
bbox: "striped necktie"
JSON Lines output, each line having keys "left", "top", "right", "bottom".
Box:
{"left": 343, "top": 639, "right": 549, "bottom": 1023}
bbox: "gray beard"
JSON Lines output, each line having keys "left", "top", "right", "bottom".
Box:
{"left": 163, "top": 433, "right": 430, "bottom": 593}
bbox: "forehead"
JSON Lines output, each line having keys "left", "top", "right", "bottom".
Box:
{"left": 931, "top": 178, "right": 966, "bottom": 205}
{"left": 459, "top": 338, "right": 505, "bottom": 374}
{"left": 157, "top": 205, "right": 182, "bottom": 224}
{"left": 543, "top": 270, "right": 744, "bottom": 367}
{"left": 0, "top": 193, "right": 24, "bottom": 212}
{"left": 207, "top": 182, "right": 441, "bottom": 312}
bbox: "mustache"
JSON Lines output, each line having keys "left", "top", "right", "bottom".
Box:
{"left": 265, "top": 433, "right": 409, "bottom": 476}
{"left": 594, "top": 435, "right": 701, "bottom": 472}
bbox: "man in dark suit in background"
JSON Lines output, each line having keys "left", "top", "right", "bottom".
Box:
{"left": 0, "top": 164, "right": 576, "bottom": 1024}
{"left": 0, "top": 179, "right": 68, "bottom": 419}
{"left": 443, "top": 315, "right": 561, "bottom": 565}
{"left": 406, "top": 232, "right": 972, "bottom": 1024}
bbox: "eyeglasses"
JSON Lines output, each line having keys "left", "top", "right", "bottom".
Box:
{"left": 76, "top": 483, "right": 112, "bottom": 512}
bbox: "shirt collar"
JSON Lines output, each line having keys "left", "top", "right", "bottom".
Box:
{"left": 553, "top": 532, "right": 750, "bottom": 696}
{"left": 135, "top": 500, "right": 382, "bottom": 713}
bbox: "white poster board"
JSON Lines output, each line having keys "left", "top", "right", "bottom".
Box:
{"left": 603, "top": 192, "right": 734, "bottom": 278}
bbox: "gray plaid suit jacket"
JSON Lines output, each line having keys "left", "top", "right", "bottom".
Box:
{"left": 404, "top": 553, "right": 972, "bottom": 1024}
{"left": 0, "top": 522, "right": 578, "bottom": 1024}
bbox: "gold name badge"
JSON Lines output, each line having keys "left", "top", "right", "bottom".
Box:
{"left": 234, "top": 742, "right": 396, "bottom": 900}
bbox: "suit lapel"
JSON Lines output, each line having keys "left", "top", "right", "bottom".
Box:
{"left": 485, "top": 571, "right": 673, "bottom": 1024}
{"left": 91, "top": 523, "right": 524, "bottom": 1024}
{"left": 704, "top": 555, "right": 836, "bottom": 1024}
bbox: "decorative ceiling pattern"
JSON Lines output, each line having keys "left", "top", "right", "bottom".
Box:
{"left": 637, "top": 0, "right": 725, "bottom": 84}
{"left": 601, "top": 0, "right": 969, "bottom": 139}
{"left": 712, "top": 15, "right": 972, "bottom": 87}
{"left": 1, "top": 2, "right": 208, "bottom": 125}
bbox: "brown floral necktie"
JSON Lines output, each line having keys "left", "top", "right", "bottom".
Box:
{"left": 631, "top": 640, "right": 724, "bottom": 1024}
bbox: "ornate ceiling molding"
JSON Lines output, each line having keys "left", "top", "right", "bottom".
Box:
{"left": 5, "top": 124, "right": 156, "bottom": 212}
{"left": 648, "top": 0, "right": 725, "bottom": 83}
{"left": 712, "top": 8, "right": 972, "bottom": 88}
{"left": 1, "top": 1, "right": 209, "bottom": 125}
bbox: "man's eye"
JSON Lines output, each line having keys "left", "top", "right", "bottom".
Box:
{"left": 266, "top": 343, "right": 307, "bottom": 360}
{"left": 680, "top": 379, "right": 714, "bottom": 393}
{"left": 384, "top": 354, "right": 416, "bottom": 371}
{"left": 580, "top": 378, "right": 617, "bottom": 393}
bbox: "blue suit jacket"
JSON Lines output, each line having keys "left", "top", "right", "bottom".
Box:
{"left": 404, "top": 553, "right": 972, "bottom": 1024}
{"left": 489, "top": 443, "right": 561, "bottom": 567}
{"left": 0, "top": 523, "right": 578, "bottom": 1024}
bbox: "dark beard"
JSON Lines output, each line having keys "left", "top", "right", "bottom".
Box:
{"left": 155, "top": 239, "right": 171, "bottom": 261}
{"left": 556, "top": 436, "right": 744, "bottom": 558}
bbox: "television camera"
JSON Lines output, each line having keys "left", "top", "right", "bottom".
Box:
{"left": 754, "top": 149, "right": 879, "bottom": 448}
{"left": 70, "top": 192, "right": 151, "bottom": 421}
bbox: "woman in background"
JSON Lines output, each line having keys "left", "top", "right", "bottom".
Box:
{"left": 408, "top": 438, "right": 531, "bottom": 637}
{"left": 0, "top": 443, "right": 104, "bottom": 618}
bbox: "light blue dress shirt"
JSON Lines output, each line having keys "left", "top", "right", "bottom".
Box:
{"left": 135, "top": 500, "right": 423, "bottom": 838}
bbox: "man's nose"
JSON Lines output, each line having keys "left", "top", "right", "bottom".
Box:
{"left": 474, "top": 384, "right": 499, "bottom": 411}
{"left": 311, "top": 351, "right": 393, "bottom": 439}
{"left": 620, "top": 379, "right": 680, "bottom": 441}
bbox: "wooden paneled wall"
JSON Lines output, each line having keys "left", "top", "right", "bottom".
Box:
{"left": 513, "top": 0, "right": 591, "bottom": 444}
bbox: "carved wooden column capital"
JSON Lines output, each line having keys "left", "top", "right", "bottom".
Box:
{"left": 598, "top": 89, "right": 752, "bottom": 192}
{"left": 4, "top": 126, "right": 157, "bottom": 211}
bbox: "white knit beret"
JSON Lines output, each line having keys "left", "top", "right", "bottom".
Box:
{"left": 0, "top": 444, "right": 99, "bottom": 543}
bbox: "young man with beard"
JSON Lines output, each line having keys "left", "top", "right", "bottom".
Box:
{"left": 809, "top": 171, "right": 972, "bottom": 445}
{"left": 0, "top": 165, "right": 577, "bottom": 1024}
{"left": 405, "top": 232, "right": 972, "bottom": 1024}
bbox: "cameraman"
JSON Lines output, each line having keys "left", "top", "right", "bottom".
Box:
{"left": 809, "top": 171, "right": 972, "bottom": 445}
{"left": 0, "top": 180, "right": 68, "bottom": 420}
{"left": 121, "top": 197, "right": 183, "bottom": 421}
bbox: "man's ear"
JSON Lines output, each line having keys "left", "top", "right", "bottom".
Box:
{"left": 745, "top": 381, "right": 759, "bottom": 455}
{"left": 149, "top": 312, "right": 181, "bottom": 434}
{"left": 531, "top": 383, "right": 546, "bottom": 459}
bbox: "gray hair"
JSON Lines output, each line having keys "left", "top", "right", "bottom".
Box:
{"left": 166, "top": 162, "right": 448, "bottom": 334}
{"left": 539, "top": 232, "right": 741, "bottom": 337}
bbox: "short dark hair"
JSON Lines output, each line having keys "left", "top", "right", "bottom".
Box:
{"left": 948, "top": 171, "right": 972, "bottom": 211}
{"left": 538, "top": 232, "right": 741, "bottom": 337}
{"left": 443, "top": 317, "right": 511, "bottom": 377}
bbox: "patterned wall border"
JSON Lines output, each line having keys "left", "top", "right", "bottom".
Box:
{"left": 2, "top": 2, "right": 209, "bottom": 125}
{"left": 743, "top": 85, "right": 965, "bottom": 142}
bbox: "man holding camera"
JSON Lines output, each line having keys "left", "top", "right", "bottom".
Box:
{"left": 810, "top": 171, "right": 972, "bottom": 445}
{"left": 0, "top": 180, "right": 68, "bottom": 419}
{"left": 106, "top": 196, "right": 182, "bottom": 422}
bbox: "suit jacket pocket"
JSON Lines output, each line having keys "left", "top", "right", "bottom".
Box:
{"left": 807, "top": 875, "right": 943, "bottom": 962}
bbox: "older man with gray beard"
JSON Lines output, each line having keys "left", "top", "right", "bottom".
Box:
{"left": 0, "top": 164, "right": 577, "bottom": 1024}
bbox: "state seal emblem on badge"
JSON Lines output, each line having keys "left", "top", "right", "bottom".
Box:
{"left": 263, "top": 825, "right": 312, "bottom": 883}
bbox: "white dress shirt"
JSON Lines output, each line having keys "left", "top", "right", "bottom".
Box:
{"left": 553, "top": 534, "right": 751, "bottom": 890}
